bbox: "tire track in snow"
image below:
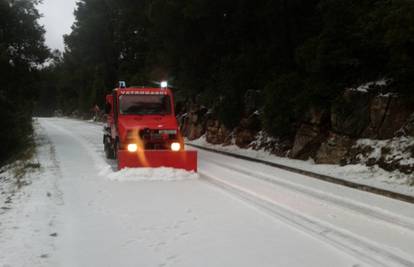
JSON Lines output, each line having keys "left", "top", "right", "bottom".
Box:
{"left": 199, "top": 171, "right": 414, "bottom": 267}
{"left": 189, "top": 143, "right": 414, "bottom": 204}
{"left": 202, "top": 156, "right": 414, "bottom": 232}
{"left": 39, "top": 119, "right": 115, "bottom": 174}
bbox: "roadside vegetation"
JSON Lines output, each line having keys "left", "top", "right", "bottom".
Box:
{"left": 1, "top": 0, "right": 414, "bottom": 168}
{"left": 0, "top": 0, "right": 49, "bottom": 165}
{"left": 2, "top": 142, "right": 40, "bottom": 189}
{"left": 39, "top": 0, "right": 414, "bottom": 137}
{"left": 0, "top": 137, "right": 40, "bottom": 212}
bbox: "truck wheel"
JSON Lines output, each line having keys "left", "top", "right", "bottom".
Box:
{"left": 104, "top": 137, "right": 115, "bottom": 159}
{"left": 114, "top": 140, "right": 120, "bottom": 160}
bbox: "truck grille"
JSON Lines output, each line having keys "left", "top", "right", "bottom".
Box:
{"left": 139, "top": 129, "right": 177, "bottom": 141}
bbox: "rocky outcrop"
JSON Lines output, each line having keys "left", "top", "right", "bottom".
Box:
{"left": 230, "top": 90, "right": 263, "bottom": 148}
{"left": 303, "top": 106, "right": 329, "bottom": 125}
{"left": 331, "top": 90, "right": 370, "bottom": 137}
{"left": 234, "top": 129, "right": 256, "bottom": 148}
{"left": 250, "top": 131, "right": 292, "bottom": 157}
{"left": 310, "top": 90, "right": 414, "bottom": 168}
{"left": 315, "top": 132, "right": 353, "bottom": 164}
{"left": 379, "top": 97, "right": 413, "bottom": 139}
{"left": 401, "top": 113, "right": 414, "bottom": 137}
{"left": 346, "top": 137, "right": 414, "bottom": 174}
{"left": 180, "top": 83, "right": 414, "bottom": 174}
{"left": 362, "top": 95, "right": 413, "bottom": 139}
{"left": 234, "top": 113, "right": 261, "bottom": 148}
{"left": 362, "top": 95, "right": 390, "bottom": 138}
{"left": 205, "top": 119, "right": 231, "bottom": 145}
{"left": 290, "top": 124, "right": 324, "bottom": 160}
{"left": 290, "top": 106, "right": 328, "bottom": 160}
{"left": 180, "top": 105, "right": 208, "bottom": 140}
{"left": 181, "top": 90, "right": 263, "bottom": 147}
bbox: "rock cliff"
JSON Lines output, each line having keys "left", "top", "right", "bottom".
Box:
{"left": 180, "top": 82, "right": 414, "bottom": 174}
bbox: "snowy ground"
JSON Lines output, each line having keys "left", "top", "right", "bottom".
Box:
{"left": 1, "top": 117, "right": 414, "bottom": 267}
{"left": 188, "top": 136, "right": 414, "bottom": 197}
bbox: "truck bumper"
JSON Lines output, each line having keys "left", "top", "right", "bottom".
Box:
{"left": 117, "top": 150, "right": 197, "bottom": 172}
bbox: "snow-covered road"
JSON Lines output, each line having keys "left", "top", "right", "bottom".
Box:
{"left": 1, "top": 117, "right": 414, "bottom": 267}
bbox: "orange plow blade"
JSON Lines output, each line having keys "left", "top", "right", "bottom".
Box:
{"left": 117, "top": 150, "right": 197, "bottom": 172}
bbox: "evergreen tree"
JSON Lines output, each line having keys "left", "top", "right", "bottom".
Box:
{"left": 0, "top": 0, "right": 48, "bottom": 164}
{"left": 46, "top": 0, "right": 414, "bottom": 138}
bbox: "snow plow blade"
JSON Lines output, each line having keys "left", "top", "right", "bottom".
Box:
{"left": 118, "top": 150, "right": 197, "bottom": 172}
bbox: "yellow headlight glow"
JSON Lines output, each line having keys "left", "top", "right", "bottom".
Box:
{"left": 171, "top": 142, "right": 181, "bottom": 151}
{"left": 127, "top": 144, "right": 138, "bottom": 152}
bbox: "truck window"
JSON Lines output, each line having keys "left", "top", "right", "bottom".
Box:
{"left": 119, "top": 95, "right": 172, "bottom": 115}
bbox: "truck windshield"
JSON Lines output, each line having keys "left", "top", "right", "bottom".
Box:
{"left": 119, "top": 94, "right": 172, "bottom": 115}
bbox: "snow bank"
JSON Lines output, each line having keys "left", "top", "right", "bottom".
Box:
{"left": 105, "top": 167, "right": 198, "bottom": 182}
{"left": 350, "top": 79, "right": 389, "bottom": 93}
{"left": 355, "top": 137, "right": 414, "bottom": 167}
{"left": 187, "top": 136, "right": 414, "bottom": 196}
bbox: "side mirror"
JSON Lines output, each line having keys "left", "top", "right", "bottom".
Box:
{"left": 105, "top": 103, "right": 111, "bottom": 114}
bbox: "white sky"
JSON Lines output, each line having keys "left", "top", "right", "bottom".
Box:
{"left": 37, "top": 0, "right": 78, "bottom": 51}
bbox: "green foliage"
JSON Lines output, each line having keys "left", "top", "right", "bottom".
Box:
{"left": 215, "top": 95, "right": 244, "bottom": 129}
{"left": 0, "top": 93, "right": 32, "bottom": 162}
{"left": 0, "top": 0, "right": 48, "bottom": 164}
{"left": 263, "top": 73, "right": 305, "bottom": 137}
{"left": 297, "top": 0, "right": 414, "bottom": 97}
{"left": 381, "top": 0, "right": 414, "bottom": 99}
{"left": 42, "top": 0, "right": 414, "bottom": 138}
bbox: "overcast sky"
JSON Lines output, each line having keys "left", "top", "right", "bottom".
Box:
{"left": 37, "top": 0, "right": 78, "bottom": 51}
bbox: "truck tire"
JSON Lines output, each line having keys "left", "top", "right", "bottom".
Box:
{"left": 114, "top": 140, "right": 120, "bottom": 160}
{"left": 104, "top": 136, "right": 116, "bottom": 159}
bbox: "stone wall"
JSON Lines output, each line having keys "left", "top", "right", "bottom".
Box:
{"left": 180, "top": 90, "right": 263, "bottom": 148}
{"left": 180, "top": 87, "right": 414, "bottom": 174}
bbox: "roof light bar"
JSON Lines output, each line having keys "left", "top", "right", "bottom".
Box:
{"left": 161, "top": 81, "right": 168, "bottom": 88}
{"left": 119, "top": 81, "right": 126, "bottom": 88}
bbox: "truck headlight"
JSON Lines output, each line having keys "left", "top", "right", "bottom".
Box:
{"left": 171, "top": 142, "right": 181, "bottom": 151}
{"left": 127, "top": 144, "right": 138, "bottom": 152}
